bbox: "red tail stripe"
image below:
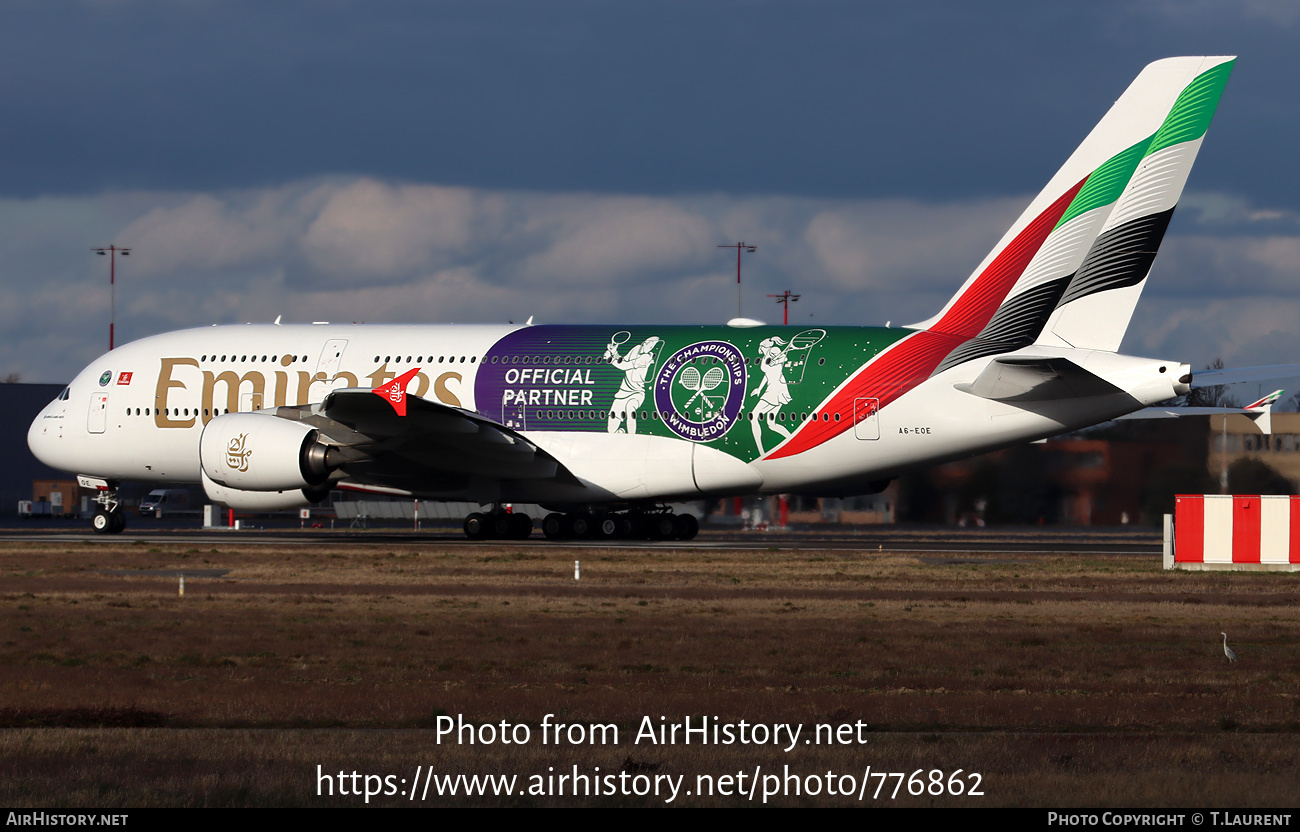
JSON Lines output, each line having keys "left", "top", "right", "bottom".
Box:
{"left": 931, "top": 179, "right": 1086, "bottom": 337}
{"left": 767, "top": 178, "right": 1085, "bottom": 461}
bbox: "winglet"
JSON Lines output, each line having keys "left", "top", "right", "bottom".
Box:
{"left": 1244, "top": 389, "right": 1283, "bottom": 436}
{"left": 372, "top": 367, "right": 422, "bottom": 416}
{"left": 1245, "top": 389, "right": 1284, "bottom": 411}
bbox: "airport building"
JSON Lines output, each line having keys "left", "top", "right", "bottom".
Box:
{"left": 1207, "top": 412, "right": 1300, "bottom": 485}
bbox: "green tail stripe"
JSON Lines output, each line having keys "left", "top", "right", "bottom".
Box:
{"left": 1146, "top": 60, "right": 1234, "bottom": 157}
{"left": 1054, "top": 137, "right": 1152, "bottom": 229}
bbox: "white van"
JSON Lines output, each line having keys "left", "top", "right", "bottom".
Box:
{"left": 138, "top": 489, "right": 191, "bottom": 518}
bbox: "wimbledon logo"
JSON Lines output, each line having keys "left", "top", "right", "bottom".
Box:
{"left": 653, "top": 341, "right": 747, "bottom": 442}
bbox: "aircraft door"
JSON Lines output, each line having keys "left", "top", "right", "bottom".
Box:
{"left": 853, "top": 397, "right": 879, "bottom": 440}
{"left": 87, "top": 393, "right": 109, "bottom": 434}
{"left": 239, "top": 391, "right": 264, "bottom": 412}
{"left": 316, "top": 339, "right": 348, "bottom": 378}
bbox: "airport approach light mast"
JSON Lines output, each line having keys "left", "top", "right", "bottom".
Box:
{"left": 718, "top": 242, "right": 757, "bottom": 318}
{"left": 768, "top": 290, "right": 800, "bottom": 325}
{"left": 93, "top": 245, "right": 131, "bottom": 350}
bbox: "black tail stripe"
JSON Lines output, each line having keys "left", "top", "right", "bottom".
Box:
{"left": 1056, "top": 208, "right": 1175, "bottom": 306}
{"left": 934, "top": 276, "right": 1071, "bottom": 374}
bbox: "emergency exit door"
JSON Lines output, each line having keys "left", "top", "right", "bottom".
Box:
{"left": 87, "top": 393, "right": 108, "bottom": 434}
{"left": 853, "top": 397, "right": 879, "bottom": 440}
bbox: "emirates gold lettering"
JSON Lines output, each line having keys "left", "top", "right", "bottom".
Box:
{"left": 154, "top": 358, "right": 198, "bottom": 428}
{"left": 435, "top": 372, "right": 462, "bottom": 407}
{"left": 157, "top": 358, "right": 471, "bottom": 427}
{"left": 273, "top": 371, "right": 289, "bottom": 407}
{"left": 366, "top": 362, "right": 397, "bottom": 389}
{"left": 202, "top": 370, "right": 266, "bottom": 423}
{"left": 297, "top": 371, "right": 318, "bottom": 404}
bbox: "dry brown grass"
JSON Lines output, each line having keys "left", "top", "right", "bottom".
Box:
{"left": 1, "top": 539, "right": 1297, "bottom": 806}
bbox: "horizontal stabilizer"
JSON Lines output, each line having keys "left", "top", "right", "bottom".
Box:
{"left": 1117, "top": 390, "right": 1282, "bottom": 435}
{"left": 955, "top": 356, "right": 1123, "bottom": 402}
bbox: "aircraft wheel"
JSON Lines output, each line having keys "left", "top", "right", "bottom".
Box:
{"left": 651, "top": 514, "right": 678, "bottom": 540}
{"left": 109, "top": 510, "right": 127, "bottom": 534}
{"left": 491, "top": 513, "right": 513, "bottom": 539}
{"left": 596, "top": 514, "right": 620, "bottom": 540}
{"left": 567, "top": 513, "right": 593, "bottom": 539}
{"left": 676, "top": 513, "right": 699, "bottom": 541}
{"left": 463, "top": 512, "right": 490, "bottom": 540}
{"left": 542, "top": 513, "right": 566, "bottom": 540}
{"left": 510, "top": 512, "right": 533, "bottom": 540}
{"left": 617, "top": 516, "right": 635, "bottom": 538}
{"left": 92, "top": 510, "right": 113, "bottom": 534}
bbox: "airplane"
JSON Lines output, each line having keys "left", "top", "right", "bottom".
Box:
{"left": 28, "top": 55, "right": 1281, "bottom": 540}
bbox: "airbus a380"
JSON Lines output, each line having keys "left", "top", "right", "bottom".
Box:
{"left": 27, "top": 56, "right": 1281, "bottom": 539}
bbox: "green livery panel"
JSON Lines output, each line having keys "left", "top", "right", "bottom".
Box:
{"left": 475, "top": 325, "right": 910, "bottom": 462}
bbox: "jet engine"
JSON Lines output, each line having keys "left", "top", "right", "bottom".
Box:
{"left": 199, "top": 412, "right": 336, "bottom": 492}
{"left": 200, "top": 471, "right": 328, "bottom": 511}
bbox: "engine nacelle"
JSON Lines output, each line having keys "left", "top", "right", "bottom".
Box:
{"left": 201, "top": 471, "right": 326, "bottom": 511}
{"left": 200, "top": 412, "right": 331, "bottom": 492}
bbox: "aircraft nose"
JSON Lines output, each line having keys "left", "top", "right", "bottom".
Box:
{"left": 27, "top": 401, "right": 62, "bottom": 469}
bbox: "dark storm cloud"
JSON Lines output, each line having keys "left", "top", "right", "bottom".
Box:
{"left": 0, "top": 2, "right": 1297, "bottom": 395}
{"left": 0, "top": 1, "right": 1294, "bottom": 205}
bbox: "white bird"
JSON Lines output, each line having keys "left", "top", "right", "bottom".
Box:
{"left": 1221, "top": 632, "right": 1237, "bottom": 663}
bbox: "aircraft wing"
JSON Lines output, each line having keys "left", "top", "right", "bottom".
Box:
{"left": 277, "top": 386, "right": 581, "bottom": 497}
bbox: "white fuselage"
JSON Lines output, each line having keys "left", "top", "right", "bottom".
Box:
{"left": 28, "top": 323, "right": 1187, "bottom": 504}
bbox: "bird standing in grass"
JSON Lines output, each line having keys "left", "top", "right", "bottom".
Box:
{"left": 1221, "top": 632, "right": 1237, "bottom": 663}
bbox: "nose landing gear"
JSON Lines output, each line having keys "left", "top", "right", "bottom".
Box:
{"left": 92, "top": 508, "right": 126, "bottom": 534}
{"left": 85, "top": 478, "right": 126, "bottom": 534}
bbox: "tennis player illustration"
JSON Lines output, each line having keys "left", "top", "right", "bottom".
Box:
{"left": 606, "top": 333, "right": 662, "bottom": 434}
{"left": 750, "top": 335, "right": 794, "bottom": 454}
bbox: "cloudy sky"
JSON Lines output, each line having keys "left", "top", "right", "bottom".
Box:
{"left": 3, "top": 1, "right": 1299, "bottom": 391}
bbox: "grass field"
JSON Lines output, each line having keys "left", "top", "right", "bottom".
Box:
{"left": 1, "top": 537, "right": 1297, "bottom": 806}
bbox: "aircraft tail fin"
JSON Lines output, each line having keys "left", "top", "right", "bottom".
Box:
{"left": 916, "top": 56, "right": 1234, "bottom": 372}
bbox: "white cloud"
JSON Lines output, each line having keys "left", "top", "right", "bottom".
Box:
{"left": 518, "top": 197, "right": 713, "bottom": 286}
{"left": 2, "top": 178, "right": 1299, "bottom": 384}
{"left": 301, "top": 180, "right": 486, "bottom": 283}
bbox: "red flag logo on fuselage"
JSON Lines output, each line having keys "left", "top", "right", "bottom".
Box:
{"left": 372, "top": 367, "right": 422, "bottom": 416}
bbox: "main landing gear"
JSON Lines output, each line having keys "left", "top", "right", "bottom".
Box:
{"left": 463, "top": 509, "right": 534, "bottom": 541}
{"left": 540, "top": 509, "right": 698, "bottom": 541}
{"left": 459, "top": 507, "right": 700, "bottom": 541}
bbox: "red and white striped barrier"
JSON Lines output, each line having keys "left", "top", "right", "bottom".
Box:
{"left": 1174, "top": 494, "right": 1300, "bottom": 567}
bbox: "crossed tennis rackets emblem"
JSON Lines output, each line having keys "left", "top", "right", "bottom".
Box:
{"left": 677, "top": 364, "right": 728, "bottom": 419}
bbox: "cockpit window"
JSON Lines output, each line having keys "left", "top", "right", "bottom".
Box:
{"left": 56, "top": 387, "right": 70, "bottom": 401}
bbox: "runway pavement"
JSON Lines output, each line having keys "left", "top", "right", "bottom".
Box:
{"left": 0, "top": 516, "right": 1163, "bottom": 554}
